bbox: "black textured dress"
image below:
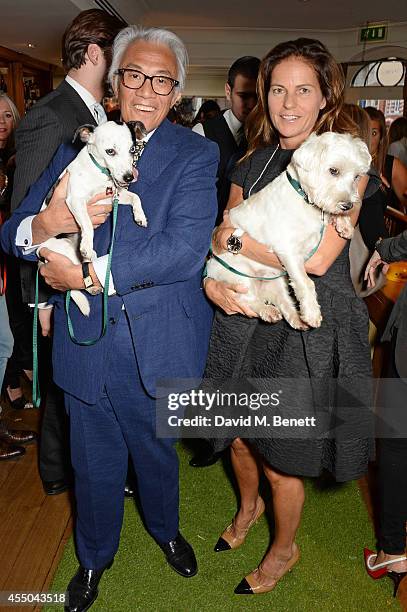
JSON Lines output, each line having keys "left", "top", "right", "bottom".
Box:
{"left": 205, "top": 146, "right": 374, "bottom": 482}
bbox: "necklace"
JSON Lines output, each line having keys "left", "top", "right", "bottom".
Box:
{"left": 248, "top": 144, "right": 279, "bottom": 197}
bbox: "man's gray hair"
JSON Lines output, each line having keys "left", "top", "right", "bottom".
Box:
{"left": 108, "top": 26, "right": 188, "bottom": 92}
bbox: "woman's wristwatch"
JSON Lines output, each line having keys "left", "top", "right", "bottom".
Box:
{"left": 226, "top": 228, "right": 244, "bottom": 254}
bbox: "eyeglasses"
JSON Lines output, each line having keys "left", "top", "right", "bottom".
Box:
{"left": 116, "top": 69, "right": 179, "bottom": 96}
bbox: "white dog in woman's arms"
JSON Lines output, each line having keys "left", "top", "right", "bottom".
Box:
{"left": 206, "top": 132, "right": 371, "bottom": 329}
{"left": 38, "top": 121, "right": 148, "bottom": 317}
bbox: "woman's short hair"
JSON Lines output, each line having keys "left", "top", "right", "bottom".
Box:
{"left": 245, "top": 38, "right": 356, "bottom": 158}
{"left": 108, "top": 26, "right": 189, "bottom": 93}
{"left": 62, "top": 9, "right": 124, "bottom": 71}
{"left": 0, "top": 92, "right": 20, "bottom": 149}
{"left": 365, "top": 106, "right": 388, "bottom": 174}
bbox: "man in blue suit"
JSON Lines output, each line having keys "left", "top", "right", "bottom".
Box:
{"left": 1, "top": 26, "right": 218, "bottom": 612}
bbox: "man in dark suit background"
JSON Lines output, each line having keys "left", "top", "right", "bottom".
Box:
{"left": 11, "top": 9, "right": 123, "bottom": 495}
{"left": 192, "top": 56, "right": 260, "bottom": 225}
{"left": 190, "top": 56, "right": 260, "bottom": 468}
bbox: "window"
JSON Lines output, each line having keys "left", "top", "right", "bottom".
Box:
{"left": 351, "top": 59, "right": 405, "bottom": 87}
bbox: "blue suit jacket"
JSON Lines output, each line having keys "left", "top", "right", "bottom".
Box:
{"left": 1, "top": 120, "right": 219, "bottom": 402}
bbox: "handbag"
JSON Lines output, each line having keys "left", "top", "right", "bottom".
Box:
{"left": 349, "top": 224, "right": 386, "bottom": 298}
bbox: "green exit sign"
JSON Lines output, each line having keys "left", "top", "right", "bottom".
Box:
{"left": 359, "top": 24, "right": 387, "bottom": 43}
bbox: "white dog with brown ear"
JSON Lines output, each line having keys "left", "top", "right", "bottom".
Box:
{"left": 38, "top": 121, "right": 148, "bottom": 315}
{"left": 206, "top": 131, "right": 371, "bottom": 329}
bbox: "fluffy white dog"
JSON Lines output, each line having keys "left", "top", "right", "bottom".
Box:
{"left": 39, "top": 121, "right": 147, "bottom": 315}
{"left": 206, "top": 132, "right": 371, "bottom": 329}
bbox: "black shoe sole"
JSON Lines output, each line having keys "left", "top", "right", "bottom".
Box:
{"left": 43, "top": 484, "right": 70, "bottom": 496}
{"left": 166, "top": 561, "right": 198, "bottom": 578}
{"left": 64, "top": 591, "right": 98, "bottom": 612}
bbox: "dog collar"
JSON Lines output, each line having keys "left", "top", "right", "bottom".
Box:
{"left": 88, "top": 152, "right": 111, "bottom": 178}
{"left": 286, "top": 170, "right": 327, "bottom": 223}
{"left": 285, "top": 171, "right": 310, "bottom": 203}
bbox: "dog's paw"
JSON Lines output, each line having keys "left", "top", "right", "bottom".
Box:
{"left": 258, "top": 304, "right": 283, "bottom": 323}
{"left": 134, "top": 212, "right": 148, "bottom": 227}
{"left": 337, "top": 226, "right": 353, "bottom": 240}
{"left": 334, "top": 216, "right": 354, "bottom": 239}
{"left": 286, "top": 312, "right": 309, "bottom": 330}
{"left": 80, "top": 239, "right": 94, "bottom": 261}
{"left": 301, "top": 309, "right": 322, "bottom": 328}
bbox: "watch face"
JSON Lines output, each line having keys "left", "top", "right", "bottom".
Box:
{"left": 86, "top": 285, "right": 103, "bottom": 296}
{"left": 83, "top": 276, "right": 93, "bottom": 289}
{"left": 227, "top": 235, "right": 242, "bottom": 253}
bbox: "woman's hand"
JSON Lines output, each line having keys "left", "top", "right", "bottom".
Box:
{"left": 364, "top": 249, "right": 389, "bottom": 288}
{"left": 33, "top": 172, "right": 113, "bottom": 243}
{"left": 211, "top": 210, "right": 235, "bottom": 254}
{"left": 203, "top": 277, "right": 257, "bottom": 317}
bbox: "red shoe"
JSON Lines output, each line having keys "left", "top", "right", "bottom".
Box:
{"left": 364, "top": 548, "right": 407, "bottom": 597}
{"left": 364, "top": 548, "right": 388, "bottom": 579}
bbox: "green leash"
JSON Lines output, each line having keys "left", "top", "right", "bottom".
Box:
{"left": 207, "top": 224, "right": 325, "bottom": 282}
{"left": 31, "top": 145, "right": 144, "bottom": 407}
{"left": 65, "top": 193, "right": 119, "bottom": 346}
{"left": 32, "top": 269, "right": 41, "bottom": 408}
{"left": 204, "top": 170, "right": 325, "bottom": 283}
{"left": 31, "top": 193, "right": 119, "bottom": 407}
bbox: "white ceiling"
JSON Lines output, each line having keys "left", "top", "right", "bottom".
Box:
{"left": 0, "top": 0, "right": 406, "bottom": 67}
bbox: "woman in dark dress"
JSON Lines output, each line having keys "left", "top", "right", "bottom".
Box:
{"left": 203, "top": 39, "right": 374, "bottom": 595}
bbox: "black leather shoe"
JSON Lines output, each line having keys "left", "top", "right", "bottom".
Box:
{"left": 65, "top": 561, "right": 113, "bottom": 612}
{"left": 0, "top": 441, "right": 25, "bottom": 461}
{"left": 189, "top": 450, "right": 222, "bottom": 468}
{"left": 0, "top": 428, "right": 37, "bottom": 445}
{"left": 159, "top": 532, "right": 197, "bottom": 577}
{"left": 43, "top": 479, "right": 70, "bottom": 496}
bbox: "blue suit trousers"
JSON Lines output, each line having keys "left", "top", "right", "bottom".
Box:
{"left": 64, "top": 310, "right": 179, "bottom": 569}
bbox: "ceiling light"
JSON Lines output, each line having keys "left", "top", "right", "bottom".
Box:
{"left": 27, "top": 43, "right": 36, "bottom": 48}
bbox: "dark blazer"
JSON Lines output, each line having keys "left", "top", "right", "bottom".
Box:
{"left": 12, "top": 79, "right": 96, "bottom": 210}
{"left": 1, "top": 119, "right": 219, "bottom": 402}
{"left": 202, "top": 114, "right": 245, "bottom": 223}
{"left": 11, "top": 79, "right": 97, "bottom": 303}
{"left": 377, "top": 230, "right": 407, "bottom": 379}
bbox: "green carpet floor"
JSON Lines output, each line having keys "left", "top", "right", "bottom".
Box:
{"left": 47, "top": 445, "right": 401, "bottom": 612}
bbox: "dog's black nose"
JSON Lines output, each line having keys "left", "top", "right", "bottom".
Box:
{"left": 340, "top": 202, "right": 353, "bottom": 211}
{"left": 123, "top": 172, "right": 134, "bottom": 183}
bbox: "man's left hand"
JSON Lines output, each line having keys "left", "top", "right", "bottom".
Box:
{"left": 38, "top": 247, "right": 83, "bottom": 291}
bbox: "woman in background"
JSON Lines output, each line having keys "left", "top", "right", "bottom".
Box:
{"left": 388, "top": 116, "right": 407, "bottom": 167}
{"left": 365, "top": 107, "right": 407, "bottom": 213}
{"left": 364, "top": 229, "right": 407, "bottom": 597}
{"left": 344, "top": 104, "right": 387, "bottom": 252}
{"left": 0, "top": 94, "right": 35, "bottom": 457}
{"left": 0, "top": 92, "right": 33, "bottom": 410}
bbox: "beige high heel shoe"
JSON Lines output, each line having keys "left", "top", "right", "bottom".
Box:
{"left": 214, "top": 497, "right": 266, "bottom": 552}
{"left": 234, "top": 543, "right": 300, "bottom": 594}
